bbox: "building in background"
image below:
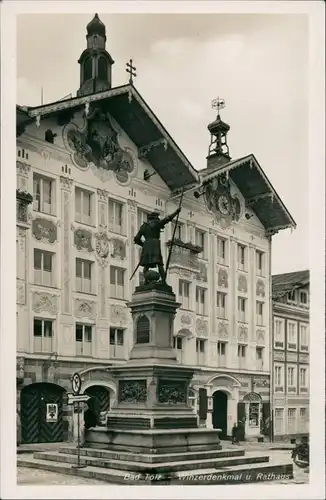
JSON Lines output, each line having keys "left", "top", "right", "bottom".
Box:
{"left": 16, "top": 14, "right": 295, "bottom": 445}
{"left": 271, "top": 270, "right": 310, "bottom": 441}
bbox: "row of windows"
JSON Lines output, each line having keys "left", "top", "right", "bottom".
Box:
{"left": 32, "top": 173, "right": 265, "bottom": 273}
{"left": 34, "top": 319, "right": 125, "bottom": 357}
{"left": 174, "top": 337, "right": 265, "bottom": 368}
{"left": 274, "top": 364, "right": 308, "bottom": 389}
{"left": 274, "top": 407, "right": 309, "bottom": 434}
{"left": 287, "top": 289, "right": 309, "bottom": 306}
{"left": 274, "top": 318, "right": 309, "bottom": 350}
{"left": 179, "top": 280, "right": 266, "bottom": 323}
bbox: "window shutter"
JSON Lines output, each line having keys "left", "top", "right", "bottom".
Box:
{"left": 198, "top": 388, "right": 208, "bottom": 420}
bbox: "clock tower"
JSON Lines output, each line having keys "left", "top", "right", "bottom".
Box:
{"left": 206, "top": 97, "right": 231, "bottom": 170}
{"left": 77, "top": 14, "right": 114, "bottom": 97}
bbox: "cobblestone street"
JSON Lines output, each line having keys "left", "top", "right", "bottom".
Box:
{"left": 17, "top": 450, "right": 309, "bottom": 486}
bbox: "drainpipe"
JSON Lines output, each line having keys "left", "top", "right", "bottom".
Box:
{"left": 268, "top": 235, "right": 274, "bottom": 443}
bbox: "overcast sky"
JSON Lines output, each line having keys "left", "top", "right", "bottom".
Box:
{"left": 17, "top": 13, "right": 309, "bottom": 274}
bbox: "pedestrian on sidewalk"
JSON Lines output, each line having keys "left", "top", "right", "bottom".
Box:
{"left": 231, "top": 423, "right": 239, "bottom": 444}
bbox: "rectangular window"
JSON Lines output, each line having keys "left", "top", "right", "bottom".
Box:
{"left": 172, "top": 221, "right": 184, "bottom": 241}
{"left": 299, "top": 324, "right": 309, "bottom": 350}
{"left": 75, "top": 323, "right": 92, "bottom": 356}
{"left": 195, "top": 229, "right": 206, "bottom": 258}
{"left": 287, "top": 408, "right": 296, "bottom": 434}
{"left": 196, "top": 339, "right": 206, "bottom": 365}
{"left": 256, "top": 301, "right": 264, "bottom": 326}
{"left": 287, "top": 290, "right": 296, "bottom": 302}
{"left": 76, "top": 258, "right": 92, "bottom": 294}
{"left": 287, "top": 321, "right": 297, "bottom": 349}
{"left": 299, "top": 407, "right": 308, "bottom": 433}
{"left": 33, "top": 174, "right": 54, "bottom": 214}
{"left": 110, "top": 266, "right": 125, "bottom": 299}
{"left": 217, "top": 341, "right": 227, "bottom": 366}
{"left": 238, "top": 297, "right": 247, "bottom": 323}
{"left": 179, "top": 280, "right": 190, "bottom": 310}
{"left": 109, "top": 327, "right": 125, "bottom": 359}
{"left": 196, "top": 287, "right": 207, "bottom": 315}
{"left": 34, "top": 249, "right": 53, "bottom": 287}
{"left": 274, "top": 408, "right": 284, "bottom": 434}
{"left": 256, "top": 347, "right": 264, "bottom": 369}
{"left": 256, "top": 251, "right": 264, "bottom": 276}
{"left": 75, "top": 187, "right": 93, "bottom": 225}
{"left": 137, "top": 209, "right": 149, "bottom": 229}
{"left": 300, "top": 367, "right": 308, "bottom": 390}
{"left": 108, "top": 199, "right": 124, "bottom": 234}
{"left": 237, "top": 244, "right": 246, "bottom": 270}
{"left": 216, "top": 292, "right": 227, "bottom": 319}
{"left": 33, "top": 318, "right": 53, "bottom": 353}
{"left": 174, "top": 335, "right": 183, "bottom": 363}
{"left": 274, "top": 318, "right": 284, "bottom": 348}
{"left": 238, "top": 344, "right": 246, "bottom": 358}
{"left": 287, "top": 366, "right": 296, "bottom": 390}
{"left": 274, "top": 365, "right": 284, "bottom": 389}
{"left": 217, "top": 237, "right": 227, "bottom": 264}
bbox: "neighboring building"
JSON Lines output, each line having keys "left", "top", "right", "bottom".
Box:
{"left": 272, "top": 270, "right": 310, "bottom": 441}
{"left": 16, "top": 14, "right": 295, "bottom": 444}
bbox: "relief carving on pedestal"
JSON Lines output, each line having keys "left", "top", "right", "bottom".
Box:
{"left": 119, "top": 380, "right": 147, "bottom": 403}
{"left": 217, "top": 268, "right": 228, "bottom": 288}
{"left": 110, "top": 238, "right": 126, "bottom": 260}
{"left": 16, "top": 281, "right": 26, "bottom": 305}
{"left": 238, "top": 274, "right": 248, "bottom": 293}
{"left": 256, "top": 279, "right": 265, "bottom": 297}
{"left": 110, "top": 304, "right": 127, "bottom": 325}
{"left": 74, "top": 299, "right": 97, "bottom": 320}
{"left": 238, "top": 325, "right": 248, "bottom": 342}
{"left": 74, "top": 228, "right": 93, "bottom": 252}
{"left": 32, "top": 218, "right": 57, "bottom": 243}
{"left": 218, "top": 322, "right": 229, "bottom": 339}
{"left": 256, "top": 329, "right": 265, "bottom": 345}
{"left": 196, "top": 318, "right": 208, "bottom": 337}
{"left": 158, "top": 380, "right": 187, "bottom": 404}
{"left": 32, "top": 292, "right": 58, "bottom": 315}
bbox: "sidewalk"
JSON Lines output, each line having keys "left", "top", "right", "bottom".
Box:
{"left": 225, "top": 440, "right": 294, "bottom": 452}
{"left": 17, "top": 442, "right": 75, "bottom": 454}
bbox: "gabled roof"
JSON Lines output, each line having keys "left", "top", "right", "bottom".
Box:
{"left": 272, "top": 270, "right": 309, "bottom": 298}
{"left": 199, "top": 154, "right": 296, "bottom": 233}
{"left": 17, "top": 84, "right": 199, "bottom": 192}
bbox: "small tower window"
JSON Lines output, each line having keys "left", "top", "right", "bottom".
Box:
{"left": 45, "top": 129, "right": 57, "bottom": 144}
{"left": 98, "top": 57, "right": 108, "bottom": 80}
{"left": 83, "top": 58, "right": 93, "bottom": 81}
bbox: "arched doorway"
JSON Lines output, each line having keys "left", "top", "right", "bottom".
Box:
{"left": 20, "top": 383, "right": 66, "bottom": 444}
{"left": 85, "top": 385, "right": 111, "bottom": 426}
{"left": 212, "top": 390, "right": 228, "bottom": 438}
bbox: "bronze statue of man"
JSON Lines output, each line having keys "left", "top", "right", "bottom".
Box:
{"left": 134, "top": 207, "right": 181, "bottom": 283}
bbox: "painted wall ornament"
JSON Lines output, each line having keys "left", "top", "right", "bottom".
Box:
{"left": 95, "top": 232, "right": 110, "bottom": 265}
{"left": 196, "top": 318, "right": 208, "bottom": 337}
{"left": 110, "top": 238, "right": 126, "bottom": 260}
{"left": 74, "top": 299, "right": 97, "bottom": 320}
{"left": 238, "top": 274, "right": 248, "bottom": 293}
{"left": 197, "top": 262, "right": 208, "bottom": 282}
{"left": 218, "top": 322, "right": 229, "bottom": 339}
{"left": 238, "top": 325, "right": 248, "bottom": 342}
{"left": 63, "top": 109, "right": 136, "bottom": 184}
{"left": 74, "top": 228, "right": 93, "bottom": 252}
{"left": 256, "top": 279, "right": 265, "bottom": 297}
{"left": 217, "top": 268, "right": 228, "bottom": 288}
{"left": 204, "top": 174, "right": 242, "bottom": 227}
{"left": 256, "top": 329, "right": 265, "bottom": 345}
{"left": 32, "top": 292, "right": 58, "bottom": 315}
{"left": 180, "top": 314, "right": 192, "bottom": 326}
{"left": 110, "top": 304, "right": 128, "bottom": 324}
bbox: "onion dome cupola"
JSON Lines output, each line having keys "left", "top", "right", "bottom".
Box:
{"left": 77, "top": 13, "right": 115, "bottom": 97}
{"left": 206, "top": 97, "right": 231, "bottom": 170}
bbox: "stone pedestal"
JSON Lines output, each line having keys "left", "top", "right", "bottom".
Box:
{"left": 85, "top": 281, "right": 221, "bottom": 456}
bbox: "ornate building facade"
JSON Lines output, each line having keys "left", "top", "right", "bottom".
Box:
{"left": 16, "top": 14, "right": 295, "bottom": 444}
{"left": 272, "top": 271, "right": 310, "bottom": 441}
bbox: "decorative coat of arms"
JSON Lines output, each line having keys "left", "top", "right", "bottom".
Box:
{"left": 62, "top": 107, "right": 136, "bottom": 184}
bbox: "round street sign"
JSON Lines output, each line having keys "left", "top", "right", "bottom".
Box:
{"left": 71, "top": 372, "right": 82, "bottom": 396}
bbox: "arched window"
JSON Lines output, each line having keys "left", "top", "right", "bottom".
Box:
{"left": 136, "top": 315, "right": 150, "bottom": 344}
{"left": 83, "top": 58, "right": 93, "bottom": 81}
{"left": 98, "top": 57, "right": 108, "bottom": 80}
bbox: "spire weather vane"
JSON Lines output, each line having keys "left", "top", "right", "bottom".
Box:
{"left": 126, "top": 59, "right": 137, "bottom": 84}
{"left": 211, "top": 97, "right": 226, "bottom": 116}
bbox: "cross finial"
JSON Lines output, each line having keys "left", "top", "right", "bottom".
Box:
{"left": 211, "top": 97, "right": 226, "bottom": 116}
{"left": 126, "top": 59, "right": 137, "bottom": 85}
